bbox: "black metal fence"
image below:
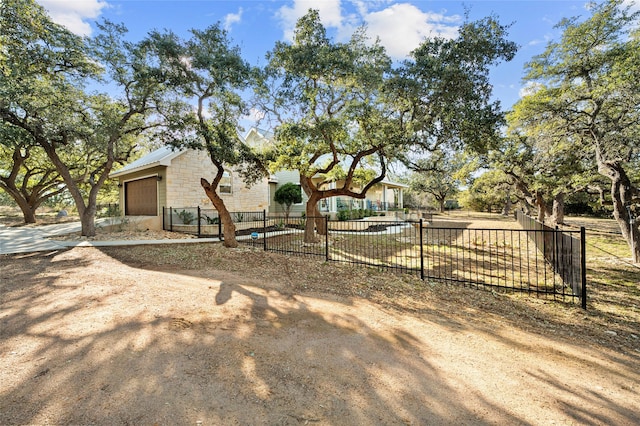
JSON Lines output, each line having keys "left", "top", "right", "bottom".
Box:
{"left": 163, "top": 207, "right": 278, "bottom": 239}
{"left": 163, "top": 207, "right": 587, "bottom": 307}
{"left": 515, "top": 210, "right": 586, "bottom": 307}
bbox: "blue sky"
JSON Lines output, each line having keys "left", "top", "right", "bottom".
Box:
{"left": 36, "top": 0, "right": 639, "bottom": 113}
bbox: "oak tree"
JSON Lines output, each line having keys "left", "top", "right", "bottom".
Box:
{"left": 520, "top": 0, "right": 640, "bottom": 261}
{"left": 146, "top": 25, "right": 262, "bottom": 248}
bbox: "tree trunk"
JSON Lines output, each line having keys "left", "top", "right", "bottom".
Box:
{"left": 17, "top": 200, "right": 37, "bottom": 224}
{"left": 551, "top": 192, "right": 565, "bottom": 226}
{"left": 201, "top": 178, "right": 238, "bottom": 248}
{"left": 300, "top": 174, "right": 321, "bottom": 243}
{"left": 597, "top": 158, "right": 639, "bottom": 263}
{"left": 438, "top": 197, "right": 445, "bottom": 213}
{"left": 2, "top": 186, "right": 37, "bottom": 223}
{"left": 535, "top": 193, "right": 550, "bottom": 223}
{"left": 22, "top": 207, "right": 37, "bottom": 224}
{"left": 314, "top": 202, "right": 327, "bottom": 236}
{"left": 40, "top": 143, "right": 101, "bottom": 236}
{"left": 303, "top": 197, "right": 320, "bottom": 243}
{"left": 81, "top": 207, "right": 97, "bottom": 236}
{"left": 501, "top": 189, "right": 512, "bottom": 216}
{"left": 596, "top": 148, "right": 640, "bottom": 263}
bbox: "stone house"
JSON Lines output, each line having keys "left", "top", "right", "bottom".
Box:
{"left": 109, "top": 146, "right": 271, "bottom": 230}
{"left": 110, "top": 128, "right": 406, "bottom": 229}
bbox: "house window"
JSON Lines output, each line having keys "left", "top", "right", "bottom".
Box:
{"left": 219, "top": 172, "right": 232, "bottom": 194}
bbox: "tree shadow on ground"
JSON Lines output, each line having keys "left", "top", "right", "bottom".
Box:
{"left": 0, "top": 248, "right": 530, "bottom": 424}
{"left": 2, "top": 246, "right": 638, "bottom": 424}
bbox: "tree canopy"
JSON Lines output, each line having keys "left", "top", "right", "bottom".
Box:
{"left": 0, "top": 123, "right": 66, "bottom": 223}
{"left": 516, "top": 0, "right": 640, "bottom": 261}
{"left": 257, "top": 10, "right": 395, "bottom": 242}
{"left": 145, "top": 24, "right": 262, "bottom": 247}
{"left": 258, "top": 9, "right": 516, "bottom": 242}
{"left": 1, "top": 0, "right": 167, "bottom": 235}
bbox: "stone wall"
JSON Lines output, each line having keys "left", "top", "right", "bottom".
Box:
{"left": 165, "top": 150, "right": 270, "bottom": 212}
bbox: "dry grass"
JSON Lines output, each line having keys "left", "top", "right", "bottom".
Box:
{"left": 2, "top": 207, "right": 638, "bottom": 353}
{"left": 101, "top": 211, "right": 640, "bottom": 356}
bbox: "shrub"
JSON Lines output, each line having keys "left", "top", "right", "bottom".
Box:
{"left": 337, "top": 210, "right": 350, "bottom": 221}
{"left": 203, "top": 214, "right": 219, "bottom": 225}
{"left": 274, "top": 183, "right": 302, "bottom": 219}
{"left": 177, "top": 209, "right": 195, "bottom": 225}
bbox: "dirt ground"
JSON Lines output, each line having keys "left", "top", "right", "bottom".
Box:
{"left": 1, "top": 214, "right": 639, "bottom": 425}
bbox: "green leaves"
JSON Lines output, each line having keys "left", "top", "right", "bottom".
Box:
{"left": 396, "top": 15, "right": 517, "bottom": 156}
{"left": 146, "top": 23, "right": 265, "bottom": 186}
{"left": 262, "top": 9, "right": 394, "bottom": 187}
{"left": 512, "top": 0, "right": 640, "bottom": 258}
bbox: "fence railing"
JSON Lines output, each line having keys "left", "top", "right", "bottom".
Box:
{"left": 515, "top": 210, "right": 586, "bottom": 308}
{"left": 163, "top": 207, "right": 587, "bottom": 307}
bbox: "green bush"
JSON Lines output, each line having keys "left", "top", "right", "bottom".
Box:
{"left": 177, "top": 209, "right": 195, "bottom": 225}
{"left": 337, "top": 210, "right": 350, "bottom": 221}
{"left": 274, "top": 183, "right": 302, "bottom": 219}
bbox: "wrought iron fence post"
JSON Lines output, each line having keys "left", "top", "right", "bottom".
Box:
{"left": 325, "top": 215, "right": 330, "bottom": 262}
{"left": 169, "top": 207, "right": 173, "bottom": 231}
{"left": 263, "top": 209, "right": 267, "bottom": 251}
{"left": 419, "top": 219, "right": 424, "bottom": 280}
{"left": 554, "top": 225, "right": 559, "bottom": 272}
{"left": 581, "top": 226, "right": 587, "bottom": 309}
{"left": 197, "top": 206, "right": 201, "bottom": 237}
{"left": 218, "top": 211, "right": 222, "bottom": 240}
{"left": 162, "top": 207, "right": 166, "bottom": 231}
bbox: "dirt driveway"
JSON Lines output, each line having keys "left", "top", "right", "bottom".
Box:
{"left": 1, "top": 244, "right": 638, "bottom": 425}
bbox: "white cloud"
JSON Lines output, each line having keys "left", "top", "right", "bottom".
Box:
{"left": 37, "top": 0, "right": 108, "bottom": 36}
{"left": 528, "top": 34, "right": 552, "bottom": 47}
{"left": 363, "top": 3, "right": 460, "bottom": 59}
{"left": 277, "top": 0, "right": 343, "bottom": 41}
{"left": 276, "top": 1, "right": 460, "bottom": 60}
{"left": 224, "top": 8, "right": 243, "bottom": 32}
{"left": 519, "top": 81, "right": 543, "bottom": 98}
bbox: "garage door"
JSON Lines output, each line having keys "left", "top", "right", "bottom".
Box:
{"left": 125, "top": 177, "right": 158, "bottom": 216}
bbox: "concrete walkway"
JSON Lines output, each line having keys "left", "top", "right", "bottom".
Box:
{"left": 0, "top": 220, "right": 219, "bottom": 255}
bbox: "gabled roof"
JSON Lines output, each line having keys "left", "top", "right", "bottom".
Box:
{"left": 244, "top": 127, "right": 274, "bottom": 140}
{"left": 109, "top": 146, "right": 185, "bottom": 178}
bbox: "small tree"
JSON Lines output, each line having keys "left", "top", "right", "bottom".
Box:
{"left": 274, "top": 183, "right": 302, "bottom": 220}
{"left": 147, "top": 25, "right": 264, "bottom": 248}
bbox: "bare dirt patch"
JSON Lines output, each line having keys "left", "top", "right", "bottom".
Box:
{"left": 1, "top": 213, "right": 639, "bottom": 424}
